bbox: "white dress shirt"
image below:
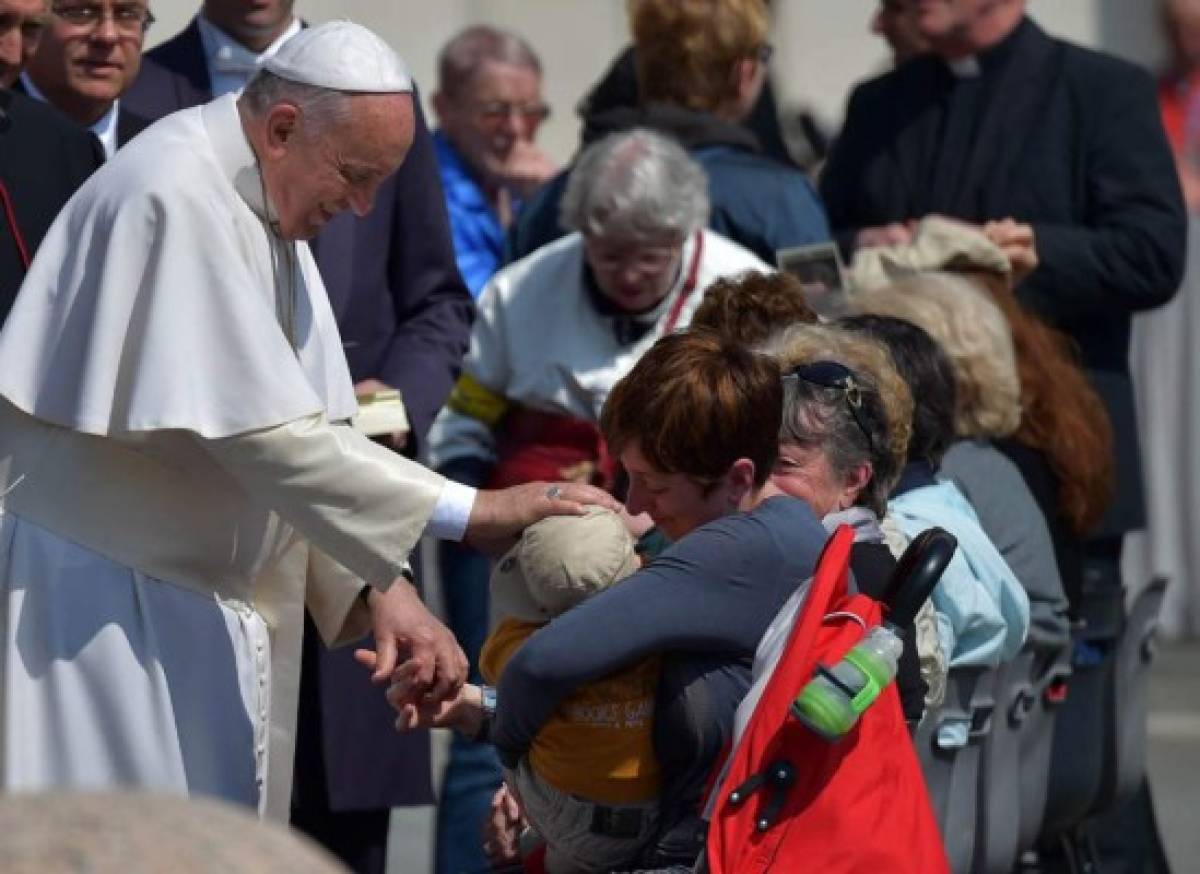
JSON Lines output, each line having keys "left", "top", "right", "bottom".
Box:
{"left": 196, "top": 13, "right": 302, "bottom": 98}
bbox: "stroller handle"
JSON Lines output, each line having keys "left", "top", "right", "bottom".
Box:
{"left": 879, "top": 527, "right": 957, "bottom": 629}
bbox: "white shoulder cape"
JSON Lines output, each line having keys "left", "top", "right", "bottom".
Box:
{"left": 0, "top": 95, "right": 356, "bottom": 438}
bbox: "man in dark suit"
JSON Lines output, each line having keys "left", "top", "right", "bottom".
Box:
{"left": 124, "top": 5, "right": 474, "bottom": 873}
{"left": 18, "top": 0, "right": 153, "bottom": 155}
{"left": 820, "top": 0, "right": 1186, "bottom": 552}
{"left": 1, "top": 10, "right": 104, "bottom": 323}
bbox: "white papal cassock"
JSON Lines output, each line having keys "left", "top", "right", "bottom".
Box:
{"left": 0, "top": 94, "right": 465, "bottom": 819}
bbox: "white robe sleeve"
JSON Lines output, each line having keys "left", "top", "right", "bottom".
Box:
{"left": 305, "top": 546, "right": 373, "bottom": 648}
{"left": 203, "top": 416, "right": 447, "bottom": 589}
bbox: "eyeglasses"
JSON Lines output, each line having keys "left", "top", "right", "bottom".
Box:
{"left": 585, "top": 238, "right": 682, "bottom": 278}
{"left": 473, "top": 100, "right": 551, "bottom": 126}
{"left": 784, "top": 360, "right": 876, "bottom": 455}
{"left": 51, "top": 3, "right": 154, "bottom": 35}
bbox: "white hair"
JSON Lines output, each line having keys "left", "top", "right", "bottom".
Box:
{"left": 560, "top": 128, "right": 710, "bottom": 243}
{"left": 437, "top": 25, "right": 542, "bottom": 98}
{"left": 240, "top": 71, "right": 351, "bottom": 137}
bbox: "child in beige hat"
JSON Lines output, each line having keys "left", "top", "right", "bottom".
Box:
{"left": 398, "top": 508, "right": 661, "bottom": 873}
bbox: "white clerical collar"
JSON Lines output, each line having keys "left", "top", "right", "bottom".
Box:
{"left": 197, "top": 13, "right": 302, "bottom": 96}
{"left": 20, "top": 72, "right": 119, "bottom": 159}
{"left": 201, "top": 93, "right": 279, "bottom": 226}
{"left": 946, "top": 55, "right": 982, "bottom": 79}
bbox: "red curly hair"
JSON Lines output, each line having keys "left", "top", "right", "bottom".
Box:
{"left": 980, "top": 275, "right": 1115, "bottom": 534}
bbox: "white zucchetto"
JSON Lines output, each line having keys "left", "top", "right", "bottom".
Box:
{"left": 262, "top": 20, "right": 412, "bottom": 94}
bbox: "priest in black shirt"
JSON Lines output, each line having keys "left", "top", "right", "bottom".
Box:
{"left": 821, "top": 4, "right": 1183, "bottom": 868}
{"left": 821, "top": 0, "right": 1185, "bottom": 556}
{"left": 1, "top": 80, "right": 103, "bottom": 327}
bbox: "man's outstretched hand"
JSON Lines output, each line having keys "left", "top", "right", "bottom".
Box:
{"left": 464, "top": 481, "right": 622, "bottom": 555}
{"left": 354, "top": 577, "right": 468, "bottom": 703}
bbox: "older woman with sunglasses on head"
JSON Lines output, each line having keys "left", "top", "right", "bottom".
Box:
{"left": 761, "top": 322, "right": 931, "bottom": 723}
{"left": 691, "top": 275, "right": 934, "bottom": 720}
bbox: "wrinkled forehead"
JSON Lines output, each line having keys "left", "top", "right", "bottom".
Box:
{"left": 457, "top": 59, "right": 541, "bottom": 100}
{"left": 333, "top": 91, "right": 414, "bottom": 161}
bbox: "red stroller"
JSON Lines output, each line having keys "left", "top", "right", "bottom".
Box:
{"left": 705, "top": 525, "right": 952, "bottom": 874}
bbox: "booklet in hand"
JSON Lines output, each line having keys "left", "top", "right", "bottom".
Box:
{"left": 353, "top": 388, "right": 410, "bottom": 438}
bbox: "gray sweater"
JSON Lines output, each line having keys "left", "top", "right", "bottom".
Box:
{"left": 940, "top": 440, "right": 1071, "bottom": 648}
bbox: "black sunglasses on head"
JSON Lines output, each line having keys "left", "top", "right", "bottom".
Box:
{"left": 784, "top": 360, "right": 875, "bottom": 455}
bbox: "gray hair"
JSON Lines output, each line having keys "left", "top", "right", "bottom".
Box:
{"left": 239, "top": 71, "right": 352, "bottom": 137}
{"left": 764, "top": 322, "right": 914, "bottom": 517}
{"left": 437, "top": 25, "right": 542, "bottom": 98}
{"left": 560, "top": 128, "right": 710, "bottom": 243}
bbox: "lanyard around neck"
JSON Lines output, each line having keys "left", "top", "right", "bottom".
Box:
{"left": 662, "top": 230, "right": 705, "bottom": 335}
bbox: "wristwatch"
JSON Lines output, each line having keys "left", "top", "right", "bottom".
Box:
{"left": 473, "top": 684, "right": 497, "bottom": 743}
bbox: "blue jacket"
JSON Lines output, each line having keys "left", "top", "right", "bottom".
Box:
{"left": 433, "top": 130, "right": 514, "bottom": 298}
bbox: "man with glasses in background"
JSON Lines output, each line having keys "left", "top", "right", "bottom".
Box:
{"left": 431, "top": 25, "right": 558, "bottom": 298}
{"left": 18, "top": 0, "right": 152, "bottom": 156}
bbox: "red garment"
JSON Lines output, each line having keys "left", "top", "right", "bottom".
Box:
{"left": 486, "top": 406, "right": 619, "bottom": 493}
{"left": 1158, "top": 72, "right": 1194, "bottom": 154}
{"left": 707, "top": 526, "right": 948, "bottom": 874}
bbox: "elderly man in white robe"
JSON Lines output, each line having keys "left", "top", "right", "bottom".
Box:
{"left": 0, "top": 20, "right": 613, "bottom": 821}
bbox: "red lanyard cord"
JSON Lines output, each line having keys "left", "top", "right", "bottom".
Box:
{"left": 662, "top": 230, "right": 705, "bottom": 335}
{"left": 0, "top": 179, "right": 31, "bottom": 272}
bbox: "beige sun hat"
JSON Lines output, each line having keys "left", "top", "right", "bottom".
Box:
{"left": 490, "top": 508, "right": 641, "bottom": 625}
{"left": 848, "top": 214, "right": 1011, "bottom": 293}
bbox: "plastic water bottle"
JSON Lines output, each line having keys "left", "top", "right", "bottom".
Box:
{"left": 791, "top": 624, "right": 903, "bottom": 741}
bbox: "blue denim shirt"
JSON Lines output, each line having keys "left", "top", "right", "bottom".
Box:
{"left": 432, "top": 130, "right": 513, "bottom": 298}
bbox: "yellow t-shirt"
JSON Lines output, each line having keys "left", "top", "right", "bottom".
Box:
{"left": 480, "top": 618, "right": 661, "bottom": 804}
